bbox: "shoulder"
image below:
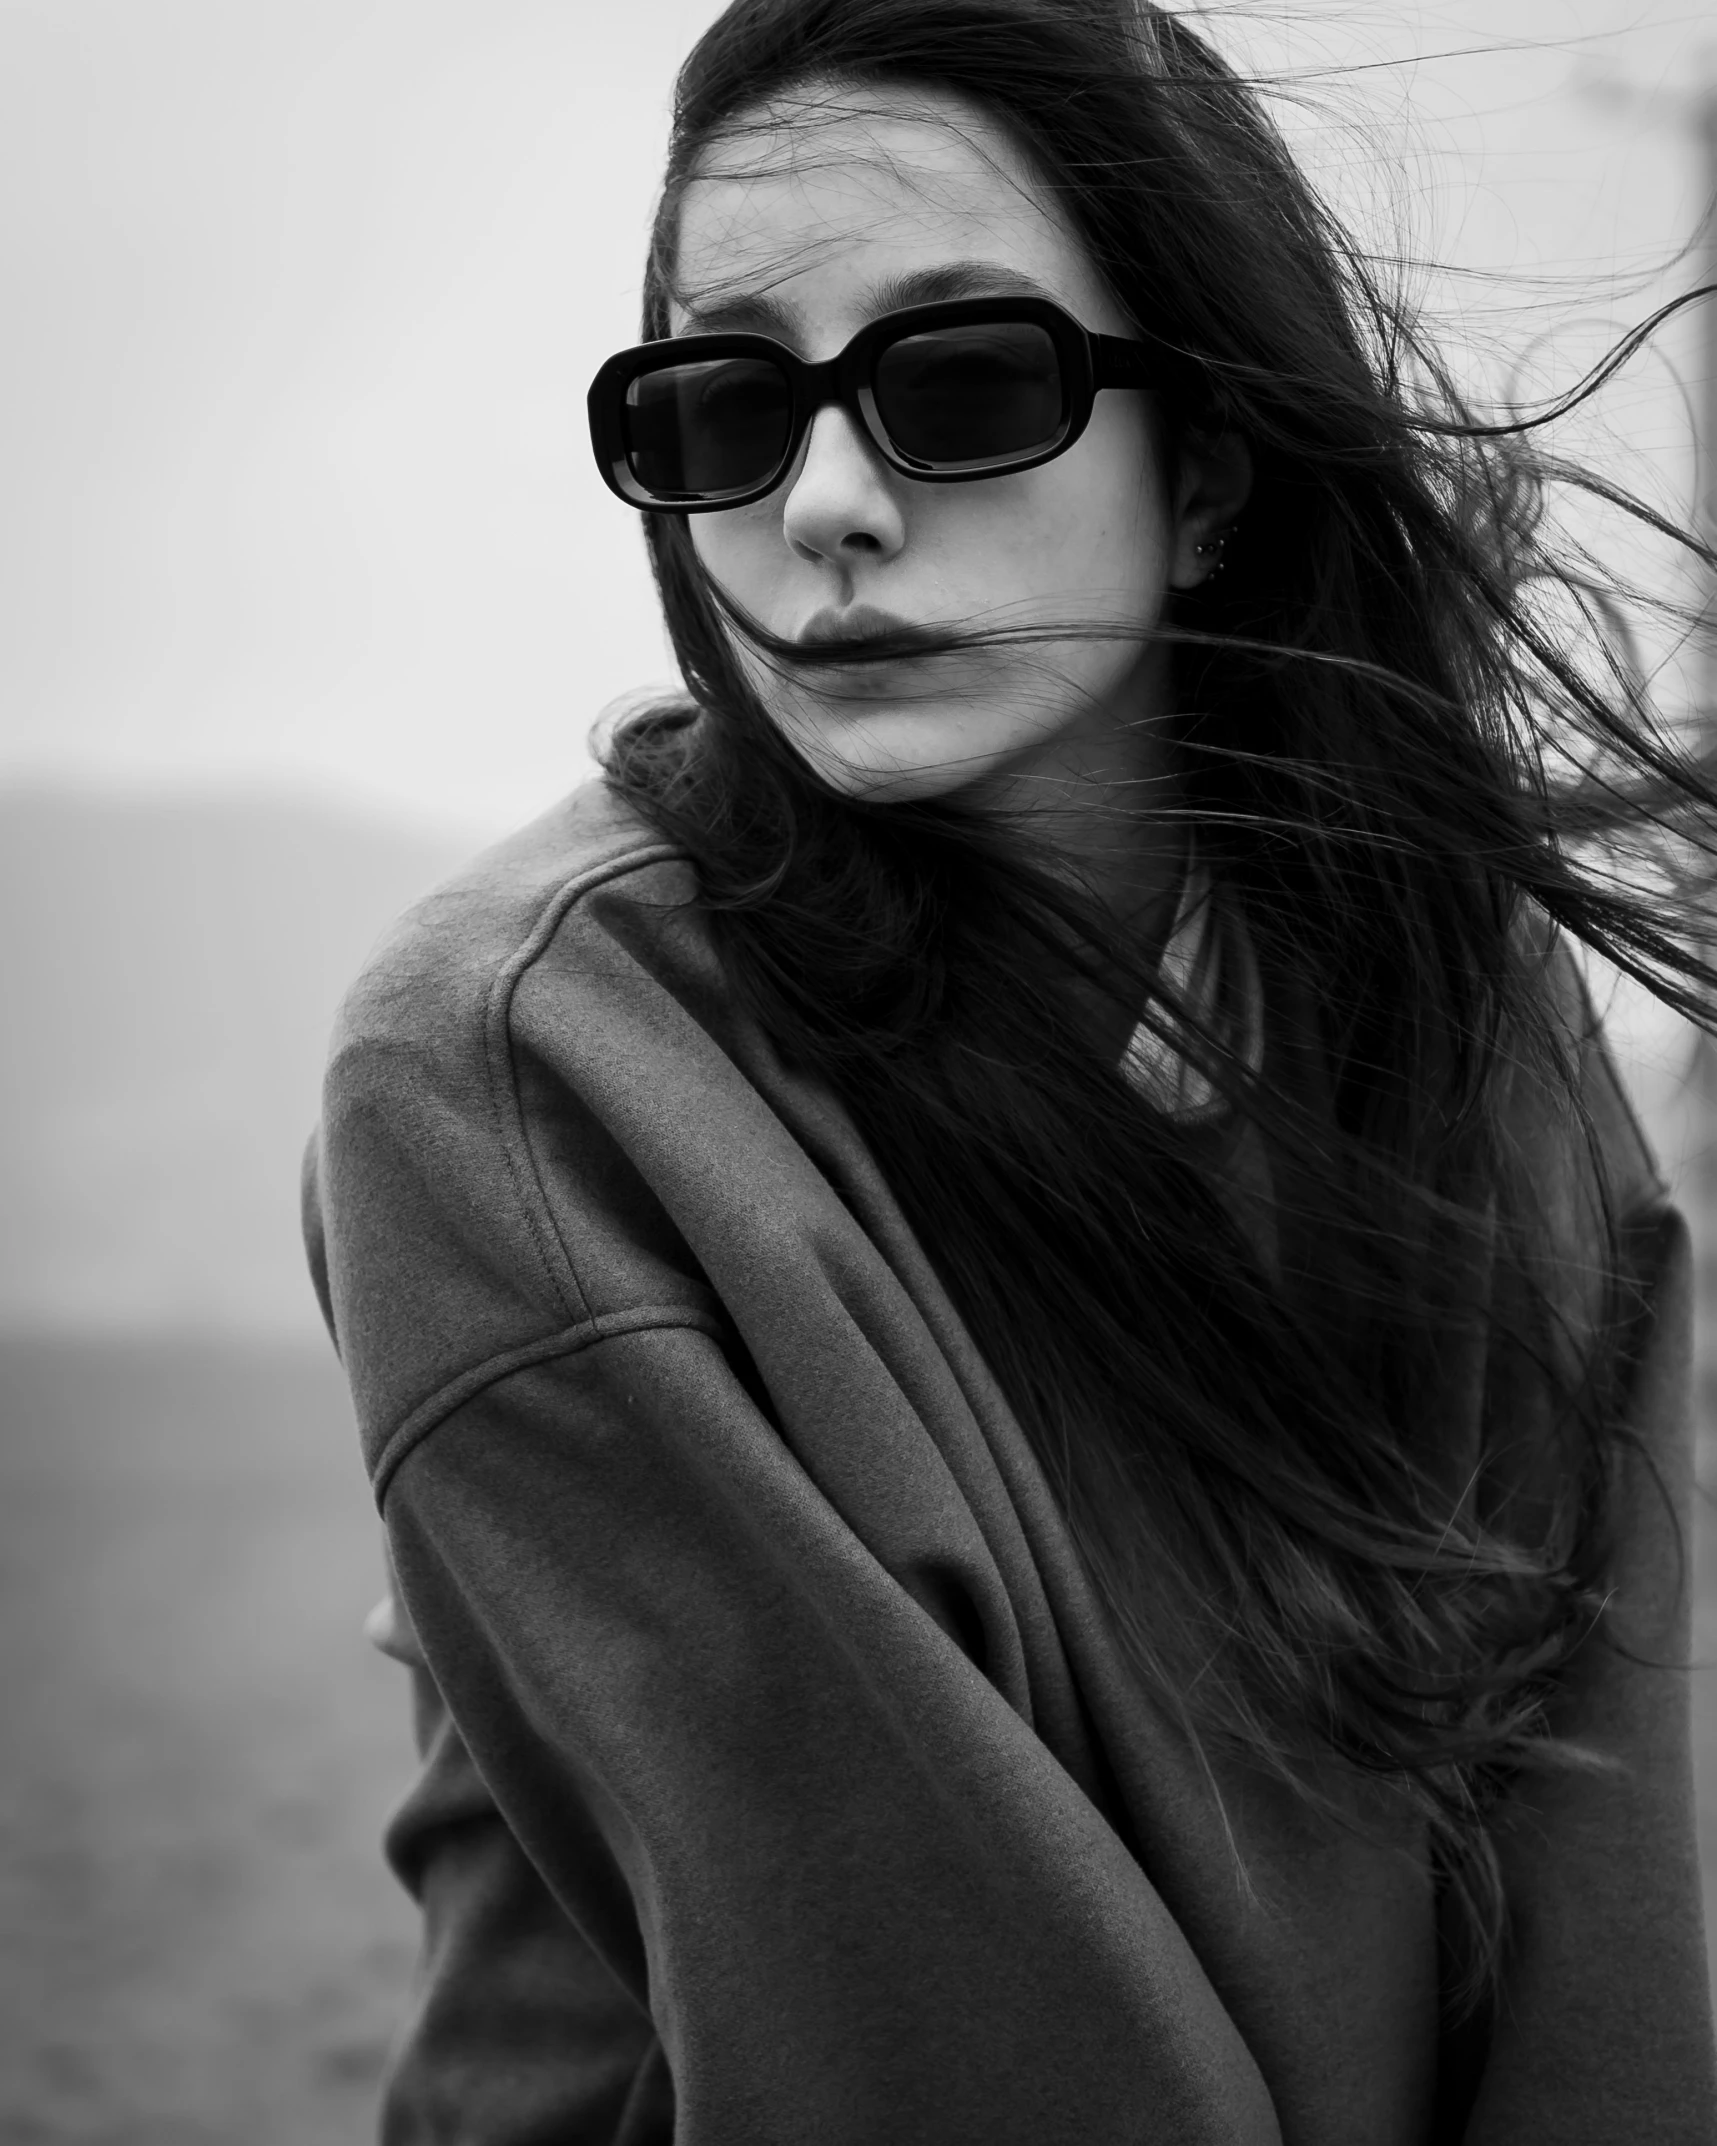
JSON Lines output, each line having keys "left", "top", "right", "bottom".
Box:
{"left": 306, "top": 775, "right": 739, "bottom": 1494}
{"left": 326, "top": 775, "right": 694, "bottom": 1073}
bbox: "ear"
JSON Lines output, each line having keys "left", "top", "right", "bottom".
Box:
{"left": 1166, "top": 429, "right": 1254, "bottom": 591}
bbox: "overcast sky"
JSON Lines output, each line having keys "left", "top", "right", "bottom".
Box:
{"left": 1, "top": 0, "right": 1711, "bottom": 835}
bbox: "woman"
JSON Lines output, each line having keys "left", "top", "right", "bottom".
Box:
{"left": 305, "top": 1, "right": 1717, "bottom": 2138}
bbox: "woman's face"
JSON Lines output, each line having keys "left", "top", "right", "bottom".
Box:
{"left": 670, "top": 79, "right": 1245, "bottom": 810}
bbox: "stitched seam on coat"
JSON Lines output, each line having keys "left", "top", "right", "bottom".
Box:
{"left": 479, "top": 838, "right": 687, "bottom": 1325}
{"left": 369, "top": 1304, "right": 726, "bottom": 1507}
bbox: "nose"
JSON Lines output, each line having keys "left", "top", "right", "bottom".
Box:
{"left": 779, "top": 403, "right": 906, "bottom": 569}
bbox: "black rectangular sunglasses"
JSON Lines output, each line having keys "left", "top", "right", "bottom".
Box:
{"left": 586, "top": 295, "right": 1179, "bottom": 513}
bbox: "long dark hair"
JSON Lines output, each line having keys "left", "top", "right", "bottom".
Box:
{"left": 598, "top": 0, "right": 1717, "bottom": 2027}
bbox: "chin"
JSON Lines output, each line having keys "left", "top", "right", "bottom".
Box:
{"left": 773, "top": 705, "right": 1018, "bottom": 805}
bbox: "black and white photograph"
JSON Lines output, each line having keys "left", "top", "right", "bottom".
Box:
{"left": 3, "top": 1, "right": 1717, "bottom": 2139}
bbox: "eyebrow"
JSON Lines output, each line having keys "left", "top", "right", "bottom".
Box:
{"left": 675, "top": 259, "right": 1060, "bottom": 339}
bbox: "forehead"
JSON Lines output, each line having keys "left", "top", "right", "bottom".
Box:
{"left": 670, "top": 79, "right": 1109, "bottom": 336}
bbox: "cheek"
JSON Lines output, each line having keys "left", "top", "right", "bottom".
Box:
{"left": 687, "top": 507, "right": 782, "bottom": 609}
{"left": 944, "top": 403, "right": 1170, "bottom": 615}
{"left": 1054, "top": 399, "right": 1172, "bottom": 598}
{"left": 687, "top": 513, "right": 745, "bottom": 587}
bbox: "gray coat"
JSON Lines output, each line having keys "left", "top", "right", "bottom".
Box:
{"left": 304, "top": 775, "right": 1717, "bottom": 2143}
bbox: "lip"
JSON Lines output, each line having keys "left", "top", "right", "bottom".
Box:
{"left": 793, "top": 604, "right": 940, "bottom": 654}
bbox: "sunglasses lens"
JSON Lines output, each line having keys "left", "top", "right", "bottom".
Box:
{"left": 623, "top": 357, "right": 792, "bottom": 500}
{"left": 873, "top": 322, "right": 1067, "bottom": 468}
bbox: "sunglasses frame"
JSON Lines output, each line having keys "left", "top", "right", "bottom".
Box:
{"left": 586, "top": 295, "right": 1175, "bottom": 513}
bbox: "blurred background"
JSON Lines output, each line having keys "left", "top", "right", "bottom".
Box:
{"left": 0, "top": 1, "right": 1713, "bottom": 2138}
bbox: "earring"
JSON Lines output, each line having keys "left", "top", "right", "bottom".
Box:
{"left": 1193, "top": 530, "right": 1230, "bottom": 580}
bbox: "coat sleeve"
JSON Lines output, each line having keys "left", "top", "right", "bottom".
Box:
{"left": 376, "top": 1649, "right": 675, "bottom": 2145}
{"left": 364, "top": 1538, "right": 675, "bottom": 2146}
{"left": 370, "top": 1323, "right": 1282, "bottom": 2146}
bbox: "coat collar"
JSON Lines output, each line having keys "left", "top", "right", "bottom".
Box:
{"left": 1118, "top": 844, "right": 1265, "bottom": 1119}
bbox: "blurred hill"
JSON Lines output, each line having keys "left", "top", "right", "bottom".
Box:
{"left": 0, "top": 787, "right": 483, "bottom": 1335}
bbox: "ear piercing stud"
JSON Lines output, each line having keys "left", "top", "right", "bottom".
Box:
{"left": 1194, "top": 531, "right": 1230, "bottom": 579}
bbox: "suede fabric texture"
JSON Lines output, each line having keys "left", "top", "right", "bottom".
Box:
{"left": 304, "top": 775, "right": 1717, "bottom": 2145}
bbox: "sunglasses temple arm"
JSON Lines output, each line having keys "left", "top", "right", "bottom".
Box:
{"left": 1092, "top": 332, "right": 1198, "bottom": 397}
